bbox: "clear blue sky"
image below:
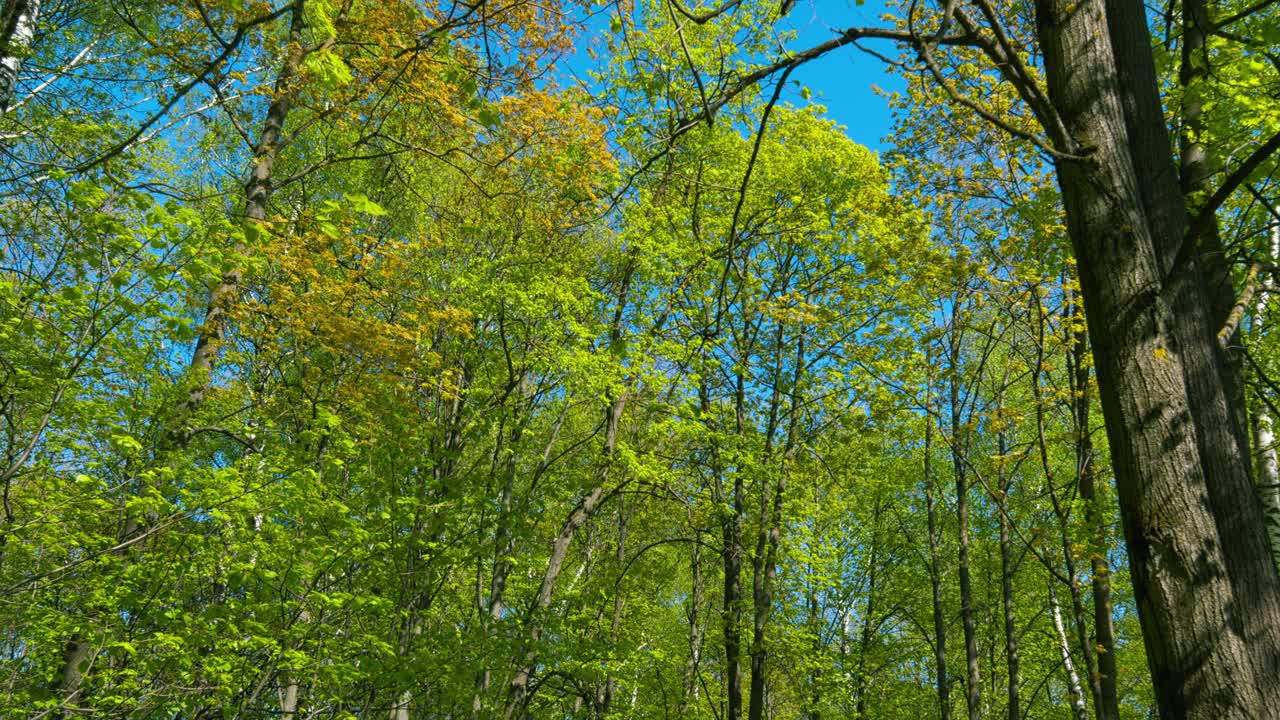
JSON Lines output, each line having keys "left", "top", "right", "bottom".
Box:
{"left": 780, "top": 0, "right": 905, "bottom": 151}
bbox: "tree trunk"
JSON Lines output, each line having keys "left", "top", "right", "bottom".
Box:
{"left": 167, "top": 0, "right": 307, "bottom": 444}
{"left": 680, "top": 537, "right": 706, "bottom": 714}
{"left": 280, "top": 675, "right": 299, "bottom": 720}
{"left": 1033, "top": 0, "right": 1280, "bottom": 712}
{"left": 58, "top": 633, "right": 90, "bottom": 717}
{"left": 948, "top": 314, "right": 981, "bottom": 720}
{"left": 504, "top": 391, "right": 626, "bottom": 719}
{"left": 475, "top": 412, "right": 525, "bottom": 716}
{"left": 51, "top": 2, "right": 309, "bottom": 704}
{"left": 1069, "top": 293, "right": 1120, "bottom": 720}
{"left": 995, "top": 429, "right": 1019, "bottom": 720}
{"left": 806, "top": 582, "right": 822, "bottom": 720}
{"left": 1050, "top": 582, "right": 1089, "bottom": 720}
{"left": 747, "top": 472, "right": 785, "bottom": 720}
{"left": 853, "top": 501, "right": 882, "bottom": 720}
{"left": 0, "top": 0, "right": 36, "bottom": 113}
{"left": 1032, "top": 301, "right": 1102, "bottom": 716}
{"left": 723, "top": 469, "right": 745, "bottom": 720}
{"left": 1176, "top": 0, "right": 1237, "bottom": 336}
{"left": 925, "top": 379, "right": 951, "bottom": 720}
{"left": 389, "top": 690, "right": 411, "bottom": 720}
{"left": 1064, "top": 294, "right": 1116, "bottom": 717}
{"left": 598, "top": 505, "right": 629, "bottom": 713}
{"left": 1255, "top": 218, "right": 1280, "bottom": 574}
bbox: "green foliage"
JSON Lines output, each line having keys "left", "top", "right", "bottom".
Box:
{"left": 7, "top": 0, "right": 1251, "bottom": 716}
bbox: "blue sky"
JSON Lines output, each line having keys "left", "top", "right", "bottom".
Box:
{"left": 780, "top": 0, "right": 905, "bottom": 151}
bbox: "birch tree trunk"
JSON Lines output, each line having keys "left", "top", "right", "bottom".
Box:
{"left": 1049, "top": 582, "right": 1089, "bottom": 720}
{"left": 52, "top": 2, "right": 309, "bottom": 706}
{"left": 1256, "top": 218, "right": 1280, "bottom": 574}
{"left": 0, "top": 0, "right": 36, "bottom": 113}
{"left": 167, "top": 0, "right": 307, "bottom": 444}
{"left": 1067, "top": 291, "right": 1121, "bottom": 720}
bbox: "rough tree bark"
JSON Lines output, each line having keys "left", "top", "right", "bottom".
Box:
{"left": 1033, "top": 0, "right": 1280, "bottom": 713}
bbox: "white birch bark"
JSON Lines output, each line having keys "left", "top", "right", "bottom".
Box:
{"left": 0, "top": 0, "right": 37, "bottom": 112}
{"left": 1049, "top": 583, "right": 1088, "bottom": 720}
{"left": 1255, "top": 216, "right": 1280, "bottom": 574}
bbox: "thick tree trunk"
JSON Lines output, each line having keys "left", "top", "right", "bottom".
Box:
{"left": 1174, "top": 0, "right": 1251, "bottom": 487}
{"left": 1099, "top": 4, "right": 1278, "bottom": 648}
{"left": 1033, "top": 0, "right": 1280, "bottom": 713}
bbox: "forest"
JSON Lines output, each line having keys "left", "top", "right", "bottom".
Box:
{"left": 1, "top": 0, "right": 1279, "bottom": 717}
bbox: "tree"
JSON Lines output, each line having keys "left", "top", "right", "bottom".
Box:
{"left": 651, "top": 0, "right": 1280, "bottom": 712}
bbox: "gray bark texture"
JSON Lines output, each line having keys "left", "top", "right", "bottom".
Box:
{"left": 1033, "top": 0, "right": 1280, "bottom": 714}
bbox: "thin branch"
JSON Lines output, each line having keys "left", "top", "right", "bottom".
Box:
{"left": 72, "top": 3, "right": 292, "bottom": 173}
{"left": 668, "top": 0, "right": 714, "bottom": 127}
{"left": 668, "top": 25, "right": 980, "bottom": 137}
{"left": 1190, "top": 127, "right": 1280, "bottom": 236}
{"left": 667, "top": 0, "right": 745, "bottom": 25}
{"left": 1215, "top": 0, "right": 1280, "bottom": 29}
{"left": 1220, "top": 262, "right": 1261, "bottom": 348}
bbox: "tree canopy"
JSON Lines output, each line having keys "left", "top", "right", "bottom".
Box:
{"left": 1, "top": 0, "right": 1278, "bottom": 718}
